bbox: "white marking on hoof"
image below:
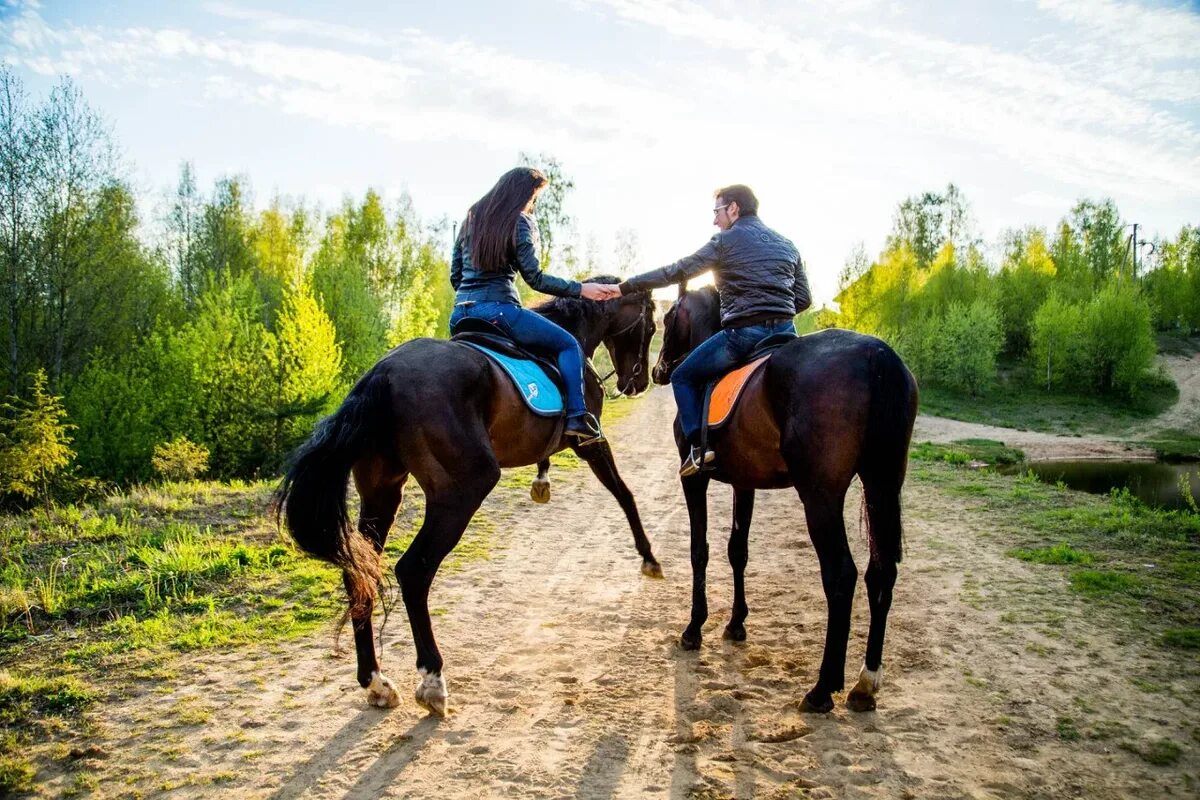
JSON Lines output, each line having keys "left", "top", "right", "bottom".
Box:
{"left": 852, "top": 664, "right": 883, "bottom": 695}
{"left": 366, "top": 671, "right": 401, "bottom": 708}
{"left": 414, "top": 668, "right": 449, "bottom": 716}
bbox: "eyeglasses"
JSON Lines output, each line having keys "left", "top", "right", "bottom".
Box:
{"left": 712, "top": 204, "right": 729, "bottom": 215}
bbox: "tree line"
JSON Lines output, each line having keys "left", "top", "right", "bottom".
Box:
{"left": 825, "top": 185, "right": 1198, "bottom": 397}
{"left": 0, "top": 68, "right": 453, "bottom": 499}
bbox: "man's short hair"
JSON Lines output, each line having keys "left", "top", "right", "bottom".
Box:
{"left": 715, "top": 184, "right": 758, "bottom": 216}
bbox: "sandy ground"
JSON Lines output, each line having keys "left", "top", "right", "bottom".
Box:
{"left": 915, "top": 351, "right": 1200, "bottom": 462}
{"left": 65, "top": 386, "right": 1199, "bottom": 799}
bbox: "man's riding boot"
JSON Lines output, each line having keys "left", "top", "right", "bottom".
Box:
{"left": 679, "top": 443, "right": 716, "bottom": 477}
{"left": 564, "top": 412, "right": 604, "bottom": 446}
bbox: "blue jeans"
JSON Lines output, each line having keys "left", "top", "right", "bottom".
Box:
{"left": 451, "top": 301, "right": 588, "bottom": 418}
{"left": 671, "top": 319, "right": 797, "bottom": 442}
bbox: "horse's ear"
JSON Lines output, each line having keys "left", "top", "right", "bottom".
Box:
{"left": 676, "top": 279, "right": 688, "bottom": 297}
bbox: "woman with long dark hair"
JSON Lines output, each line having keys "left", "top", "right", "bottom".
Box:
{"left": 450, "top": 166, "right": 611, "bottom": 443}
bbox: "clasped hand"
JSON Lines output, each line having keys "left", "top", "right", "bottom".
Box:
{"left": 580, "top": 283, "right": 623, "bottom": 301}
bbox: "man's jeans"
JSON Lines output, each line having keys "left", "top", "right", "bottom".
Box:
{"left": 671, "top": 318, "right": 796, "bottom": 442}
{"left": 451, "top": 301, "right": 588, "bottom": 418}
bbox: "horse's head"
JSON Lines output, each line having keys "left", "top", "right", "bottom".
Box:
{"left": 652, "top": 282, "right": 721, "bottom": 385}
{"left": 601, "top": 289, "right": 655, "bottom": 396}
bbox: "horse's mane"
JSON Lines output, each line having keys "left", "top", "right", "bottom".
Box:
{"left": 533, "top": 274, "right": 626, "bottom": 328}
{"left": 683, "top": 285, "right": 722, "bottom": 323}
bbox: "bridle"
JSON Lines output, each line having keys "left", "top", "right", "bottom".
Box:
{"left": 592, "top": 296, "right": 652, "bottom": 398}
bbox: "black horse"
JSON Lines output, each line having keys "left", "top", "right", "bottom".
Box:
{"left": 654, "top": 285, "right": 918, "bottom": 713}
{"left": 276, "top": 280, "right": 660, "bottom": 715}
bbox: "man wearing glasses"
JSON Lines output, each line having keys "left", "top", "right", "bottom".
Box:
{"left": 597, "top": 184, "right": 811, "bottom": 476}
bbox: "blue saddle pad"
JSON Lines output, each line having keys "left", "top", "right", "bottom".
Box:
{"left": 461, "top": 342, "right": 564, "bottom": 417}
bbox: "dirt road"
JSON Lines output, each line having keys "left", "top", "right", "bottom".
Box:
{"left": 79, "top": 387, "right": 1196, "bottom": 799}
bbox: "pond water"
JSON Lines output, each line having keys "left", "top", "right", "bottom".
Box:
{"left": 1006, "top": 460, "right": 1200, "bottom": 512}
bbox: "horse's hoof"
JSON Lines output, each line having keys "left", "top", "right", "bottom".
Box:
{"left": 845, "top": 689, "right": 877, "bottom": 712}
{"left": 641, "top": 560, "right": 663, "bottom": 579}
{"left": 366, "top": 672, "right": 401, "bottom": 709}
{"left": 722, "top": 623, "right": 746, "bottom": 642}
{"left": 414, "top": 670, "right": 449, "bottom": 717}
{"left": 530, "top": 479, "right": 550, "bottom": 504}
{"left": 680, "top": 630, "right": 702, "bottom": 651}
{"left": 845, "top": 665, "right": 882, "bottom": 712}
{"left": 799, "top": 690, "right": 834, "bottom": 714}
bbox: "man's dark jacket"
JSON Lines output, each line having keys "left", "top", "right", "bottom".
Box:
{"left": 452, "top": 213, "right": 581, "bottom": 305}
{"left": 618, "top": 216, "right": 810, "bottom": 326}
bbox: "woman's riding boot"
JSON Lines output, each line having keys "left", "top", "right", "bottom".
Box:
{"left": 564, "top": 412, "right": 604, "bottom": 446}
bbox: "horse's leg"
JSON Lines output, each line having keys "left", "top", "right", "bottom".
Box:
{"left": 680, "top": 473, "right": 711, "bottom": 649}
{"left": 847, "top": 479, "right": 902, "bottom": 712}
{"left": 723, "top": 488, "right": 754, "bottom": 641}
{"left": 396, "top": 462, "right": 498, "bottom": 716}
{"left": 574, "top": 440, "right": 662, "bottom": 577}
{"left": 798, "top": 492, "right": 857, "bottom": 713}
{"left": 530, "top": 458, "right": 551, "bottom": 504}
{"left": 347, "top": 467, "right": 408, "bottom": 708}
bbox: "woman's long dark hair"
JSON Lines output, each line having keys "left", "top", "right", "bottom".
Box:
{"left": 462, "top": 167, "right": 547, "bottom": 272}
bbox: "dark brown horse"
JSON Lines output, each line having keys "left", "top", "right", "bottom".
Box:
{"left": 276, "top": 281, "right": 660, "bottom": 715}
{"left": 654, "top": 285, "right": 918, "bottom": 713}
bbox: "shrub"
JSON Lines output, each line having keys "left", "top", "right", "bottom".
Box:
{"left": 151, "top": 437, "right": 210, "bottom": 481}
{"left": 0, "top": 370, "right": 76, "bottom": 505}
{"left": 1081, "top": 281, "right": 1156, "bottom": 396}
{"left": 1029, "top": 294, "right": 1085, "bottom": 389}
{"left": 936, "top": 299, "right": 1003, "bottom": 394}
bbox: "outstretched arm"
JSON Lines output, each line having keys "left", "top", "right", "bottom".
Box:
{"left": 616, "top": 235, "right": 722, "bottom": 296}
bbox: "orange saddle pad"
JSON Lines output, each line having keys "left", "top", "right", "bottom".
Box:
{"left": 707, "top": 356, "right": 771, "bottom": 429}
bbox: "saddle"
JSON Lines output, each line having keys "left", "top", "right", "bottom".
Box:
{"left": 450, "top": 317, "right": 567, "bottom": 418}
{"left": 699, "top": 332, "right": 797, "bottom": 448}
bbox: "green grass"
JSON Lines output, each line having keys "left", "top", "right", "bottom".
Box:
{"left": 1162, "top": 628, "right": 1200, "bottom": 649}
{"left": 1122, "top": 739, "right": 1184, "bottom": 766}
{"left": 1070, "top": 570, "right": 1142, "bottom": 597}
{"left": 910, "top": 439, "right": 1026, "bottom": 466}
{"left": 909, "top": 457, "right": 1200, "bottom": 642}
{"left": 1008, "top": 543, "right": 1094, "bottom": 565}
{"left": 0, "top": 470, "right": 514, "bottom": 796}
{"left": 919, "top": 358, "right": 1178, "bottom": 436}
{"left": 0, "top": 673, "right": 96, "bottom": 794}
{"left": 1140, "top": 429, "right": 1200, "bottom": 462}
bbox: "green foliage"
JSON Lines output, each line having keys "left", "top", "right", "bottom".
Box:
{"left": 66, "top": 331, "right": 199, "bottom": 483}
{"left": 1030, "top": 294, "right": 1085, "bottom": 389}
{"left": 996, "top": 226, "right": 1056, "bottom": 354}
{"left": 1144, "top": 226, "right": 1200, "bottom": 333}
{"left": 151, "top": 437, "right": 209, "bottom": 482}
{"left": 935, "top": 299, "right": 1003, "bottom": 394}
{"left": 0, "top": 369, "right": 75, "bottom": 504}
{"left": 1082, "top": 281, "right": 1156, "bottom": 396}
{"left": 909, "top": 439, "right": 1025, "bottom": 465}
{"left": 269, "top": 284, "right": 343, "bottom": 460}
{"left": 175, "top": 276, "right": 276, "bottom": 477}
{"left": 0, "top": 754, "right": 34, "bottom": 794}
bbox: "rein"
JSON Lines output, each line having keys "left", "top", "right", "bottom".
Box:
{"left": 593, "top": 299, "right": 651, "bottom": 399}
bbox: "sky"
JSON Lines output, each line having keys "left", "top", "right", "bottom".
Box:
{"left": 1, "top": 0, "right": 1198, "bottom": 304}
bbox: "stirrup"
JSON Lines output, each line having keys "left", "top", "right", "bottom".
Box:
{"left": 679, "top": 445, "right": 716, "bottom": 477}
{"left": 564, "top": 413, "right": 604, "bottom": 447}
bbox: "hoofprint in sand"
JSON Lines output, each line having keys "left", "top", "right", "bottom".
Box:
{"left": 65, "top": 387, "right": 1196, "bottom": 799}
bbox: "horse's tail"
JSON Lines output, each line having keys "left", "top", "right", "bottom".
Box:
{"left": 273, "top": 370, "right": 393, "bottom": 615}
{"left": 859, "top": 342, "right": 918, "bottom": 564}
